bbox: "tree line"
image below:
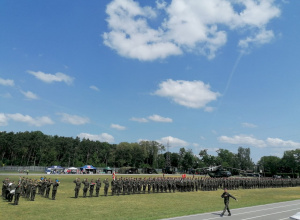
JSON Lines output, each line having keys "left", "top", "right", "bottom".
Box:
{"left": 0, "top": 131, "right": 299, "bottom": 176}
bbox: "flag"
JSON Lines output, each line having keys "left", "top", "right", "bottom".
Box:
{"left": 112, "top": 171, "right": 115, "bottom": 180}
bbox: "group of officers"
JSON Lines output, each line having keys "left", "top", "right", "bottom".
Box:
{"left": 2, "top": 177, "right": 60, "bottom": 205}
{"left": 72, "top": 176, "right": 300, "bottom": 197}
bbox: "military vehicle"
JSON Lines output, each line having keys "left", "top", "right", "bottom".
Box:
{"left": 163, "top": 166, "right": 176, "bottom": 174}
{"left": 201, "top": 165, "right": 232, "bottom": 178}
{"left": 118, "top": 167, "right": 139, "bottom": 174}
{"left": 142, "top": 168, "right": 158, "bottom": 174}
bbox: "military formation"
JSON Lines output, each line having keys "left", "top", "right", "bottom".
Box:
{"left": 72, "top": 176, "right": 300, "bottom": 197}
{"left": 2, "top": 176, "right": 60, "bottom": 205}
{"left": 3, "top": 175, "right": 300, "bottom": 204}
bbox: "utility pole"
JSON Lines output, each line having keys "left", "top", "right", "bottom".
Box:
{"left": 166, "top": 139, "right": 171, "bottom": 168}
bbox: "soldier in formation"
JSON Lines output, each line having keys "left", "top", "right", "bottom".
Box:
{"left": 73, "top": 178, "right": 81, "bottom": 198}
{"left": 2, "top": 176, "right": 61, "bottom": 205}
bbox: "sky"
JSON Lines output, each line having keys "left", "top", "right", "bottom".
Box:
{"left": 0, "top": 0, "right": 300, "bottom": 163}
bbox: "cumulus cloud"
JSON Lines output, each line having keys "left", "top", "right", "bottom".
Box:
{"left": 266, "top": 138, "right": 300, "bottom": 148}
{"left": 77, "top": 132, "right": 115, "bottom": 143}
{"left": 0, "top": 113, "right": 54, "bottom": 127}
{"left": 90, "top": 85, "right": 100, "bottom": 91}
{"left": 0, "top": 113, "right": 8, "bottom": 126}
{"left": 157, "top": 136, "right": 189, "bottom": 147}
{"left": 103, "top": 0, "right": 280, "bottom": 61}
{"left": 0, "top": 77, "right": 14, "bottom": 86}
{"left": 130, "top": 117, "right": 149, "bottom": 123}
{"left": 58, "top": 113, "right": 90, "bottom": 125}
{"left": 110, "top": 123, "right": 126, "bottom": 130}
{"left": 218, "top": 134, "right": 300, "bottom": 148}
{"left": 218, "top": 134, "right": 266, "bottom": 148}
{"left": 148, "top": 114, "right": 172, "bottom": 122}
{"left": 154, "top": 79, "right": 220, "bottom": 109}
{"left": 27, "top": 70, "right": 74, "bottom": 85}
{"left": 21, "top": 90, "right": 39, "bottom": 100}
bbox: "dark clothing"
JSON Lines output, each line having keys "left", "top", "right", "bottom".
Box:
{"left": 73, "top": 180, "right": 81, "bottom": 198}
{"left": 82, "top": 181, "right": 90, "bottom": 198}
{"left": 52, "top": 182, "right": 59, "bottom": 200}
{"left": 221, "top": 192, "right": 236, "bottom": 216}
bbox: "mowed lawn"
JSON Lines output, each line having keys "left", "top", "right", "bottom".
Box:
{"left": 2, "top": 174, "right": 300, "bottom": 220}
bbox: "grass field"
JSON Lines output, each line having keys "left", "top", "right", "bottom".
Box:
{"left": 2, "top": 174, "right": 300, "bottom": 220}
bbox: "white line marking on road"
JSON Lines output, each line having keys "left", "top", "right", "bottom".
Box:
{"left": 240, "top": 208, "right": 300, "bottom": 220}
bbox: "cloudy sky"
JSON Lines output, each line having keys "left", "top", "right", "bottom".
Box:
{"left": 1, "top": 0, "right": 299, "bottom": 162}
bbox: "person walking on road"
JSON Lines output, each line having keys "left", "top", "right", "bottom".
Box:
{"left": 220, "top": 188, "right": 237, "bottom": 217}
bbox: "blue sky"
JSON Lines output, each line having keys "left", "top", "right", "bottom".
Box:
{"left": 1, "top": 0, "right": 299, "bottom": 163}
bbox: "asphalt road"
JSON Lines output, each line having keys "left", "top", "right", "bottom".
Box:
{"left": 162, "top": 199, "right": 300, "bottom": 220}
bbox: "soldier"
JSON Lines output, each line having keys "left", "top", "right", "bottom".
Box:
{"left": 45, "top": 179, "right": 52, "bottom": 198}
{"left": 95, "top": 178, "right": 101, "bottom": 197}
{"left": 8, "top": 181, "right": 15, "bottom": 202}
{"left": 26, "top": 179, "right": 32, "bottom": 199}
{"left": 82, "top": 178, "right": 90, "bottom": 198}
{"left": 142, "top": 178, "right": 147, "bottom": 194}
{"left": 103, "top": 178, "right": 109, "bottom": 196}
{"left": 116, "top": 177, "right": 121, "bottom": 196}
{"left": 89, "top": 179, "right": 95, "bottom": 197}
{"left": 111, "top": 178, "right": 116, "bottom": 196}
{"left": 220, "top": 188, "right": 238, "bottom": 217}
{"left": 73, "top": 178, "right": 81, "bottom": 198}
{"left": 40, "top": 178, "right": 46, "bottom": 196}
{"left": 30, "top": 180, "right": 37, "bottom": 201}
{"left": 52, "top": 179, "right": 60, "bottom": 200}
{"left": 14, "top": 181, "right": 22, "bottom": 205}
{"left": 122, "top": 178, "right": 127, "bottom": 195}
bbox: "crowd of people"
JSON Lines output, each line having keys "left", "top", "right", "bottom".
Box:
{"left": 72, "top": 176, "right": 300, "bottom": 198}
{"left": 2, "top": 177, "right": 60, "bottom": 205}
{"left": 3, "top": 175, "right": 300, "bottom": 205}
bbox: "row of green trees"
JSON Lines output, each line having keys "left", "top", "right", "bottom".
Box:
{"left": 0, "top": 131, "right": 299, "bottom": 175}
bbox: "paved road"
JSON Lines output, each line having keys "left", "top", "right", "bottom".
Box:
{"left": 162, "top": 200, "right": 300, "bottom": 220}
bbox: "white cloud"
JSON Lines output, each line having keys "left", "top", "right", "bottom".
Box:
{"left": 58, "top": 113, "right": 90, "bottom": 125}
{"left": 21, "top": 90, "right": 39, "bottom": 100}
{"left": 157, "top": 136, "right": 189, "bottom": 147}
{"left": 90, "top": 85, "right": 100, "bottom": 91}
{"left": 27, "top": 70, "right": 74, "bottom": 85}
{"left": 242, "top": 122, "right": 257, "bottom": 128}
{"left": 77, "top": 132, "right": 115, "bottom": 143}
{"left": 0, "top": 78, "right": 14, "bottom": 86}
{"left": 238, "top": 28, "right": 275, "bottom": 52}
{"left": 111, "top": 123, "right": 126, "bottom": 130}
{"left": 103, "top": 0, "right": 280, "bottom": 61}
{"left": 130, "top": 117, "right": 149, "bottom": 123}
{"left": 154, "top": 79, "right": 220, "bottom": 109}
{"left": 148, "top": 114, "right": 172, "bottom": 123}
{"left": 2, "top": 113, "right": 54, "bottom": 127}
{"left": 103, "top": 0, "right": 181, "bottom": 61}
{"left": 218, "top": 134, "right": 266, "bottom": 148}
{"left": 218, "top": 134, "right": 300, "bottom": 148}
{"left": 0, "top": 113, "right": 8, "bottom": 126}
{"left": 266, "top": 138, "right": 300, "bottom": 148}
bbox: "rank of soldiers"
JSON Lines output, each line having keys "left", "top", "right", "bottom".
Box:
{"left": 3, "top": 176, "right": 300, "bottom": 205}
{"left": 2, "top": 177, "right": 60, "bottom": 205}
{"left": 72, "top": 176, "right": 300, "bottom": 198}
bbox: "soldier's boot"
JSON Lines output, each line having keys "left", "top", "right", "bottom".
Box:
{"left": 220, "top": 212, "right": 224, "bottom": 217}
{"left": 228, "top": 212, "right": 231, "bottom": 216}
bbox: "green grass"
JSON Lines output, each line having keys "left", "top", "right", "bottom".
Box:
{"left": 2, "top": 174, "right": 300, "bottom": 220}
